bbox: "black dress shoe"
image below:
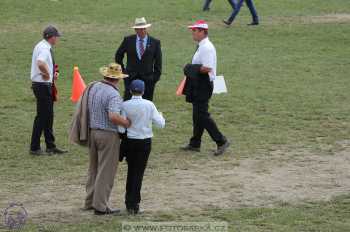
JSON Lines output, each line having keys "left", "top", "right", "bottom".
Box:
{"left": 94, "top": 207, "right": 121, "bottom": 215}
{"left": 46, "top": 147, "right": 68, "bottom": 155}
{"left": 214, "top": 140, "right": 230, "bottom": 156}
{"left": 223, "top": 20, "right": 232, "bottom": 26}
{"left": 180, "top": 144, "right": 200, "bottom": 152}
{"left": 203, "top": 7, "right": 210, "bottom": 11}
{"left": 127, "top": 208, "right": 136, "bottom": 215}
{"left": 30, "top": 149, "right": 44, "bottom": 156}
{"left": 248, "top": 21, "right": 259, "bottom": 26}
{"left": 127, "top": 205, "right": 144, "bottom": 215}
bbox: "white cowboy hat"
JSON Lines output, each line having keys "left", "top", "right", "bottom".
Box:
{"left": 132, "top": 17, "right": 152, "bottom": 29}
{"left": 99, "top": 63, "right": 128, "bottom": 79}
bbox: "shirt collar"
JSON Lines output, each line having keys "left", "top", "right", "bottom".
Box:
{"left": 42, "top": 39, "right": 52, "bottom": 49}
{"left": 131, "top": 95, "right": 143, "bottom": 100}
{"left": 137, "top": 35, "right": 148, "bottom": 42}
{"left": 198, "top": 37, "right": 209, "bottom": 47}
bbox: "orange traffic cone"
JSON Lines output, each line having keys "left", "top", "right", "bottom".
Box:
{"left": 71, "top": 66, "right": 86, "bottom": 103}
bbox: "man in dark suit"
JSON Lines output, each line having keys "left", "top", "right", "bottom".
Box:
{"left": 203, "top": 0, "right": 236, "bottom": 11}
{"left": 115, "top": 17, "right": 162, "bottom": 101}
{"left": 223, "top": 0, "right": 259, "bottom": 26}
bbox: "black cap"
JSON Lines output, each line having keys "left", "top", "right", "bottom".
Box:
{"left": 43, "top": 25, "right": 61, "bottom": 39}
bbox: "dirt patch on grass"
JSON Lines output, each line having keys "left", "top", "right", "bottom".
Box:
{"left": 140, "top": 141, "right": 350, "bottom": 211}
{"left": 302, "top": 13, "right": 350, "bottom": 24}
{"left": 1, "top": 142, "right": 350, "bottom": 223}
{"left": 264, "top": 13, "right": 350, "bottom": 26}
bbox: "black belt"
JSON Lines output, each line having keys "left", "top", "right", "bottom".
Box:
{"left": 32, "top": 82, "right": 52, "bottom": 86}
{"left": 127, "top": 138, "right": 152, "bottom": 143}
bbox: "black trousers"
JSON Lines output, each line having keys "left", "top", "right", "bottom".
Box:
{"left": 124, "top": 77, "right": 156, "bottom": 101}
{"left": 190, "top": 101, "right": 226, "bottom": 148}
{"left": 125, "top": 138, "right": 152, "bottom": 209}
{"left": 30, "top": 82, "right": 56, "bottom": 151}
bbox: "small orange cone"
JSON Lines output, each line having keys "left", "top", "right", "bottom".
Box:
{"left": 71, "top": 66, "right": 86, "bottom": 103}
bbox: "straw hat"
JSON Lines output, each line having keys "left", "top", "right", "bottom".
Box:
{"left": 99, "top": 63, "right": 128, "bottom": 79}
{"left": 132, "top": 17, "right": 152, "bottom": 29}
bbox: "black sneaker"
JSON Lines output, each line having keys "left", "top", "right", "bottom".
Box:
{"left": 30, "top": 149, "right": 44, "bottom": 156}
{"left": 94, "top": 207, "right": 121, "bottom": 216}
{"left": 180, "top": 144, "right": 200, "bottom": 152}
{"left": 46, "top": 147, "right": 68, "bottom": 155}
{"left": 214, "top": 141, "right": 230, "bottom": 156}
{"left": 223, "top": 20, "right": 232, "bottom": 26}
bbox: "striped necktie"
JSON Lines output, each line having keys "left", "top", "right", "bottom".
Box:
{"left": 139, "top": 39, "right": 145, "bottom": 58}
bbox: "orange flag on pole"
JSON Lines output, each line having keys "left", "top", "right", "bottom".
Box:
{"left": 71, "top": 66, "right": 86, "bottom": 103}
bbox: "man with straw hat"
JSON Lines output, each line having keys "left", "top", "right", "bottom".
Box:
{"left": 115, "top": 17, "right": 162, "bottom": 101}
{"left": 83, "top": 63, "right": 131, "bottom": 216}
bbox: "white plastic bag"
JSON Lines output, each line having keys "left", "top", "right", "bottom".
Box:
{"left": 213, "top": 75, "right": 227, "bottom": 94}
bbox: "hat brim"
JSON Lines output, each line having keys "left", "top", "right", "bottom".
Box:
{"left": 99, "top": 67, "right": 128, "bottom": 79}
{"left": 132, "top": 24, "right": 152, "bottom": 29}
{"left": 188, "top": 26, "right": 208, "bottom": 30}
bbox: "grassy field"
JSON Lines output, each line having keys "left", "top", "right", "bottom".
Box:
{"left": 0, "top": 0, "right": 350, "bottom": 231}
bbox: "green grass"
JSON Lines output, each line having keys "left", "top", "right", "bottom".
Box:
{"left": 0, "top": 0, "right": 350, "bottom": 231}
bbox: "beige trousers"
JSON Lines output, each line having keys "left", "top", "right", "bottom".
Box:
{"left": 85, "top": 129, "right": 120, "bottom": 211}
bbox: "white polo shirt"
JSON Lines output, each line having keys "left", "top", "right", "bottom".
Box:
{"left": 192, "top": 37, "right": 217, "bottom": 81}
{"left": 30, "top": 39, "right": 53, "bottom": 83}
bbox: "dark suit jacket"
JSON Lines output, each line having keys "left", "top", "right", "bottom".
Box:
{"left": 115, "top": 34, "right": 162, "bottom": 83}
{"left": 183, "top": 63, "right": 213, "bottom": 103}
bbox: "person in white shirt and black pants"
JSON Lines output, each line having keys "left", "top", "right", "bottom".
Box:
{"left": 119, "top": 79, "right": 165, "bottom": 214}
{"left": 181, "top": 20, "right": 230, "bottom": 156}
{"left": 30, "top": 26, "right": 66, "bottom": 155}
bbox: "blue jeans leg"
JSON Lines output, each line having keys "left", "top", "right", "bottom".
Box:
{"left": 227, "top": 0, "right": 244, "bottom": 23}
{"left": 246, "top": 0, "right": 259, "bottom": 22}
{"left": 228, "top": 0, "right": 237, "bottom": 9}
{"left": 203, "top": 0, "right": 212, "bottom": 10}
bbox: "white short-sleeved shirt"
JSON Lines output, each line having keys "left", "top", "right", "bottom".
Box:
{"left": 192, "top": 37, "right": 217, "bottom": 81}
{"left": 30, "top": 39, "right": 53, "bottom": 83}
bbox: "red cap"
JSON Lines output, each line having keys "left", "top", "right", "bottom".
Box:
{"left": 188, "top": 20, "right": 209, "bottom": 30}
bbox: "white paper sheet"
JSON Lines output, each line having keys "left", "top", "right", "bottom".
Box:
{"left": 213, "top": 75, "right": 227, "bottom": 94}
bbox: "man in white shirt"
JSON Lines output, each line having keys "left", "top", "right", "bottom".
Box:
{"left": 181, "top": 20, "right": 230, "bottom": 156}
{"left": 119, "top": 79, "right": 165, "bottom": 214}
{"left": 30, "top": 26, "right": 66, "bottom": 155}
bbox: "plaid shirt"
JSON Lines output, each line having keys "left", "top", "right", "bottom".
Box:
{"left": 88, "top": 82, "right": 122, "bottom": 132}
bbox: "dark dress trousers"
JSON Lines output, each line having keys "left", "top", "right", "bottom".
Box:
{"left": 30, "top": 82, "right": 56, "bottom": 151}
{"left": 124, "top": 138, "right": 152, "bottom": 210}
{"left": 115, "top": 35, "right": 162, "bottom": 101}
{"left": 183, "top": 64, "right": 226, "bottom": 148}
